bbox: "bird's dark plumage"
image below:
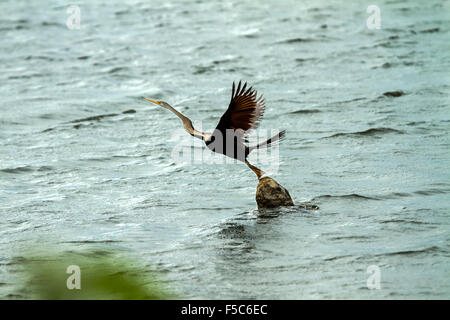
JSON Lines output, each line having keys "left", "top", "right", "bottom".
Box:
{"left": 216, "top": 80, "right": 265, "bottom": 134}
{"left": 145, "top": 80, "right": 284, "bottom": 179}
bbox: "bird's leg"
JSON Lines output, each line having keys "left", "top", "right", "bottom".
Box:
{"left": 245, "top": 160, "right": 265, "bottom": 180}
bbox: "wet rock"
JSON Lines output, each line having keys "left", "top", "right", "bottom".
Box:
{"left": 256, "top": 177, "right": 294, "bottom": 209}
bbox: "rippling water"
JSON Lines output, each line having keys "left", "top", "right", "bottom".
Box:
{"left": 1, "top": 0, "right": 449, "bottom": 299}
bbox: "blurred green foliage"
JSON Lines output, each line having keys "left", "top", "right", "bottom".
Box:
{"left": 20, "top": 249, "right": 173, "bottom": 300}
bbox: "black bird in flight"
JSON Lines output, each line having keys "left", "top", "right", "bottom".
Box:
{"left": 145, "top": 81, "right": 285, "bottom": 179}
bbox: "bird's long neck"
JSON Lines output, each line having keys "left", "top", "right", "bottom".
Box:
{"left": 165, "top": 104, "right": 207, "bottom": 140}
{"left": 165, "top": 104, "right": 186, "bottom": 121}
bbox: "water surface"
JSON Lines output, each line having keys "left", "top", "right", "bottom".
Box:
{"left": 0, "top": 0, "right": 449, "bottom": 299}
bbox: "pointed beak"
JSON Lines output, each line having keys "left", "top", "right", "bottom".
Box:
{"left": 144, "top": 98, "right": 160, "bottom": 105}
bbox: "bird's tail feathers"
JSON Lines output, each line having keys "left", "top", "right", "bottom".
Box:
{"left": 249, "top": 130, "right": 286, "bottom": 154}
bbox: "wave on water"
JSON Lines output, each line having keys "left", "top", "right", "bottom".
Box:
{"left": 323, "top": 127, "right": 404, "bottom": 139}
{"left": 277, "top": 37, "right": 315, "bottom": 44}
{"left": 108, "top": 66, "right": 130, "bottom": 74}
{"left": 377, "top": 188, "right": 450, "bottom": 200}
{"left": 8, "top": 73, "right": 51, "bottom": 80}
{"left": 312, "top": 194, "right": 379, "bottom": 201}
{"left": 289, "top": 109, "right": 321, "bottom": 114}
{"left": 69, "top": 113, "right": 121, "bottom": 124}
{"left": 0, "top": 165, "right": 53, "bottom": 174}
{"left": 295, "top": 57, "right": 318, "bottom": 64}
{"left": 39, "top": 110, "right": 137, "bottom": 132}
{"left": 61, "top": 240, "right": 123, "bottom": 244}
{"left": 24, "top": 55, "right": 58, "bottom": 62}
{"left": 327, "top": 235, "right": 373, "bottom": 241}
{"left": 413, "top": 188, "right": 450, "bottom": 196}
{"left": 419, "top": 27, "right": 440, "bottom": 34}
{"left": 314, "top": 187, "right": 450, "bottom": 202}
{"left": 377, "top": 246, "right": 442, "bottom": 257}
{"left": 379, "top": 219, "right": 436, "bottom": 226}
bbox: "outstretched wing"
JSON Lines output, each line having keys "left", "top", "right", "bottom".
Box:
{"left": 215, "top": 81, "right": 265, "bottom": 133}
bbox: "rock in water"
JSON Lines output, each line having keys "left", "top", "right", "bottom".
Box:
{"left": 256, "top": 177, "right": 294, "bottom": 209}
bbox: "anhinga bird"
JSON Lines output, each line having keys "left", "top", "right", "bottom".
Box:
{"left": 145, "top": 81, "right": 285, "bottom": 179}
